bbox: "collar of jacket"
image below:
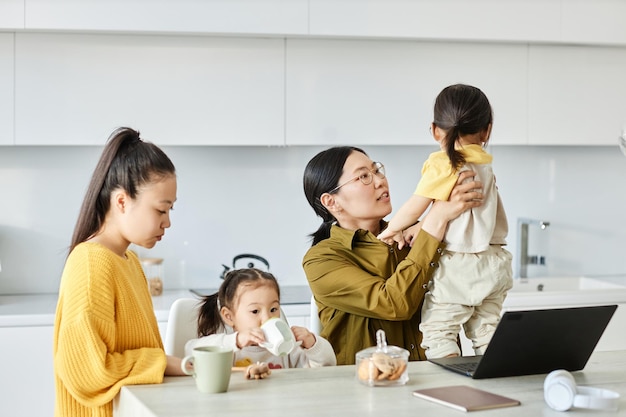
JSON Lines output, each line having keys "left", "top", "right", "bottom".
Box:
{"left": 330, "top": 220, "right": 388, "bottom": 250}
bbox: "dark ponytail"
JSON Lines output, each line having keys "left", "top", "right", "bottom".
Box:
{"left": 303, "top": 146, "right": 367, "bottom": 246}
{"left": 433, "top": 84, "right": 493, "bottom": 171}
{"left": 197, "top": 293, "right": 221, "bottom": 337}
{"left": 310, "top": 222, "right": 334, "bottom": 246}
{"left": 444, "top": 125, "right": 464, "bottom": 170}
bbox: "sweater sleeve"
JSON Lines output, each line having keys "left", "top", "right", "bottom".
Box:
{"left": 55, "top": 313, "right": 167, "bottom": 407}
{"left": 286, "top": 335, "right": 337, "bottom": 368}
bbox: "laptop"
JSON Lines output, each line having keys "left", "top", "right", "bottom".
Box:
{"left": 429, "top": 305, "right": 617, "bottom": 379}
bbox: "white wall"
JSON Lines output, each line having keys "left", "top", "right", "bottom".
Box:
{"left": 1, "top": 144, "right": 626, "bottom": 294}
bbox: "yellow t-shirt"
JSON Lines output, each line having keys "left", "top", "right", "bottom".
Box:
{"left": 415, "top": 144, "right": 493, "bottom": 200}
{"left": 53, "top": 242, "right": 167, "bottom": 417}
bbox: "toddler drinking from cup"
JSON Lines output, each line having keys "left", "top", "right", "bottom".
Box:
{"left": 185, "top": 268, "right": 336, "bottom": 375}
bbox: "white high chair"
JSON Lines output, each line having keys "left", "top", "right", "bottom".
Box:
{"left": 309, "top": 295, "right": 322, "bottom": 335}
{"left": 164, "top": 298, "right": 201, "bottom": 358}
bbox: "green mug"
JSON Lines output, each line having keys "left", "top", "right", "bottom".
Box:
{"left": 181, "top": 346, "right": 234, "bottom": 393}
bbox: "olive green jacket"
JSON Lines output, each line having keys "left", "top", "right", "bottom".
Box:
{"left": 303, "top": 222, "right": 445, "bottom": 365}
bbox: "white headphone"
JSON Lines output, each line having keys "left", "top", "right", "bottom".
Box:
{"left": 544, "top": 370, "right": 620, "bottom": 412}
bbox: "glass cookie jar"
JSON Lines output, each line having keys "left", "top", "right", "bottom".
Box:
{"left": 140, "top": 257, "right": 164, "bottom": 296}
{"left": 355, "top": 329, "right": 409, "bottom": 386}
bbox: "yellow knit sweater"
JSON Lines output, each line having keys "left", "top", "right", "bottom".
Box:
{"left": 53, "top": 242, "right": 167, "bottom": 417}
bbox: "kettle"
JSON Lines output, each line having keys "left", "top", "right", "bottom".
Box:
{"left": 220, "top": 254, "right": 270, "bottom": 280}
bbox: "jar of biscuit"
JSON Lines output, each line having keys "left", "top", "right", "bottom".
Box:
{"left": 355, "top": 329, "right": 409, "bottom": 386}
{"left": 140, "top": 257, "right": 164, "bottom": 296}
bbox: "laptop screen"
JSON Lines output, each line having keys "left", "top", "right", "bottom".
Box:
{"left": 430, "top": 305, "right": 618, "bottom": 379}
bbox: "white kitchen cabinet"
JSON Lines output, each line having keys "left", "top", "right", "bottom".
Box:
{"left": 562, "top": 0, "right": 626, "bottom": 46}
{"left": 309, "top": 0, "right": 561, "bottom": 43}
{"left": 24, "top": 0, "right": 308, "bottom": 36}
{"left": 528, "top": 45, "right": 626, "bottom": 145}
{"left": 0, "top": 34, "right": 14, "bottom": 145}
{"left": 13, "top": 0, "right": 626, "bottom": 48}
{"left": 15, "top": 33, "right": 284, "bottom": 145}
{"left": 0, "top": 0, "right": 23, "bottom": 29}
{"left": 0, "top": 325, "right": 55, "bottom": 417}
{"left": 286, "top": 39, "right": 527, "bottom": 146}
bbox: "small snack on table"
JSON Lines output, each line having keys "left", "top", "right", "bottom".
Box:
{"left": 244, "top": 362, "right": 272, "bottom": 380}
{"left": 355, "top": 329, "right": 409, "bottom": 386}
{"left": 232, "top": 362, "right": 272, "bottom": 380}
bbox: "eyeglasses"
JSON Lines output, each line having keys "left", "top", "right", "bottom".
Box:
{"left": 327, "top": 162, "right": 386, "bottom": 194}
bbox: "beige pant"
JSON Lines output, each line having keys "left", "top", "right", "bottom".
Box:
{"left": 419, "top": 245, "right": 513, "bottom": 359}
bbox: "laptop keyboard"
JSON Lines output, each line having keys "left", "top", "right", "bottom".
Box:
{"left": 447, "top": 361, "right": 478, "bottom": 374}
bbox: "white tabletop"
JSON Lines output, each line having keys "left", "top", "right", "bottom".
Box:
{"left": 114, "top": 350, "right": 626, "bottom": 417}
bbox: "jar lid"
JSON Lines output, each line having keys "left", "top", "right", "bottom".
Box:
{"left": 356, "top": 329, "right": 409, "bottom": 358}
{"left": 356, "top": 344, "right": 409, "bottom": 358}
{"left": 140, "top": 257, "right": 164, "bottom": 265}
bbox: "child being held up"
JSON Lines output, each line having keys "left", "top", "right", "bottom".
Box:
{"left": 378, "top": 84, "right": 512, "bottom": 359}
{"left": 185, "top": 268, "right": 336, "bottom": 376}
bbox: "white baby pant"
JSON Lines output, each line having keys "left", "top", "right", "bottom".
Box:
{"left": 420, "top": 245, "right": 513, "bottom": 359}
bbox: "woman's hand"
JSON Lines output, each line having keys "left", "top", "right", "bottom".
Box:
{"left": 165, "top": 355, "right": 188, "bottom": 376}
{"left": 447, "top": 170, "right": 483, "bottom": 209}
{"left": 291, "top": 325, "right": 316, "bottom": 349}
{"left": 419, "top": 171, "right": 483, "bottom": 241}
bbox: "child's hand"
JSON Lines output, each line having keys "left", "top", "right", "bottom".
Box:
{"left": 403, "top": 222, "right": 423, "bottom": 248}
{"left": 235, "top": 328, "right": 266, "bottom": 349}
{"left": 377, "top": 228, "right": 406, "bottom": 249}
{"left": 291, "top": 326, "right": 316, "bottom": 349}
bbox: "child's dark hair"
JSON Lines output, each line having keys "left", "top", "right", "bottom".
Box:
{"left": 197, "top": 268, "right": 281, "bottom": 337}
{"left": 70, "top": 127, "right": 176, "bottom": 253}
{"left": 433, "top": 84, "right": 493, "bottom": 171}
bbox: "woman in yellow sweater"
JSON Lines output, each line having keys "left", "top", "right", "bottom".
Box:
{"left": 53, "top": 127, "right": 185, "bottom": 417}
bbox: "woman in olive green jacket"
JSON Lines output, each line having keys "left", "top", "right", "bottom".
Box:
{"left": 302, "top": 147, "right": 482, "bottom": 365}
